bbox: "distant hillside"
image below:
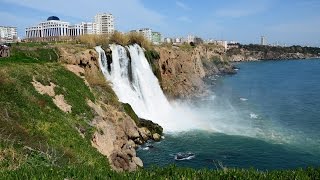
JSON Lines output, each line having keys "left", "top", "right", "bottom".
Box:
{"left": 227, "top": 44, "right": 320, "bottom": 61}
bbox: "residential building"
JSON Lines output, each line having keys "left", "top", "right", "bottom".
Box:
{"left": 227, "top": 42, "right": 240, "bottom": 49}
{"left": 82, "top": 22, "right": 94, "bottom": 35}
{"left": 139, "top": 28, "right": 152, "bottom": 41}
{"left": 94, "top": 13, "right": 115, "bottom": 34}
{"left": 261, "top": 36, "right": 266, "bottom": 45}
{"left": 173, "top": 37, "right": 182, "bottom": 44}
{"left": 164, "top": 37, "right": 172, "bottom": 43}
{"left": 211, "top": 40, "right": 228, "bottom": 49}
{"left": 151, "top": 32, "right": 161, "bottom": 44}
{"left": 0, "top": 26, "right": 18, "bottom": 43}
{"left": 187, "top": 35, "right": 195, "bottom": 43}
{"left": 131, "top": 28, "right": 161, "bottom": 43}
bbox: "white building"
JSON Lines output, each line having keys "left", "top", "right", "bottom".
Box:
{"left": 261, "top": 36, "right": 266, "bottom": 45}
{"left": 25, "top": 16, "right": 96, "bottom": 40}
{"left": 207, "top": 39, "right": 228, "bottom": 49}
{"left": 25, "top": 14, "right": 116, "bottom": 41}
{"left": 164, "top": 37, "right": 172, "bottom": 43}
{"left": 82, "top": 22, "right": 94, "bottom": 35}
{"left": 187, "top": 35, "right": 195, "bottom": 43}
{"left": 94, "top": 13, "right": 115, "bottom": 34}
{"left": 174, "top": 38, "right": 181, "bottom": 44}
{"left": 139, "top": 28, "right": 152, "bottom": 42}
{"left": 0, "top": 26, "right": 18, "bottom": 43}
{"left": 216, "top": 40, "right": 228, "bottom": 49}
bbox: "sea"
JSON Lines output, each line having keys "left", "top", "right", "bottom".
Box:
{"left": 137, "top": 59, "right": 320, "bottom": 170}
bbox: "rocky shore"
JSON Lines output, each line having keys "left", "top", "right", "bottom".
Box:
{"left": 227, "top": 45, "right": 320, "bottom": 62}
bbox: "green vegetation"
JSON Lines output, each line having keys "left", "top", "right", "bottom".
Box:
{"left": 227, "top": 44, "right": 320, "bottom": 56}
{"left": 179, "top": 43, "right": 195, "bottom": 51}
{"left": 1, "top": 164, "right": 320, "bottom": 179}
{"left": 242, "top": 44, "right": 320, "bottom": 55}
{"left": 1, "top": 43, "right": 59, "bottom": 63}
{"left": 122, "top": 103, "right": 140, "bottom": 125}
{"left": 0, "top": 45, "right": 109, "bottom": 175}
{"left": 211, "top": 55, "right": 229, "bottom": 66}
{"left": 122, "top": 103, "right": 163, "bottom": 135}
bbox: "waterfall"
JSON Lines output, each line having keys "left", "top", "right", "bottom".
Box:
{"left": 95, "top": 44, "right": 175, "bottom": 129}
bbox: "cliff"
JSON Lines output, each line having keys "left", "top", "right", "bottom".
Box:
{"left": 155, "top": 45, "right": 235, "bottom": 99}
{"left": 227, "top": 45, "right": 320, "bottom": 62}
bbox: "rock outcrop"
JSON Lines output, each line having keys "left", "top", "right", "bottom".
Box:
{"left": 88, "top": 100, "right": 145, "bottom": 172}
{"left": 0, "top": 45, "right": 10, "bottom": 58}
{"left": 58, "top": 45, "right": 160, "bottom": 172}
{"left": 227, "top": 47, "right": 320, "bottom": 62}
{"left": 31, "top": 78, "right": 72, "bottom": 113}
{"left": 156, "top": 45, "right": 235, "bottom": 99}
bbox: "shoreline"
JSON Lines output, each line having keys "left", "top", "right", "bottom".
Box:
{"left": 230, "top": 56, "right": 320, "bottom": 62}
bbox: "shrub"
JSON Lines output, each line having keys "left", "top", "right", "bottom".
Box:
{"left": 127, "top": 32, "right": 153, "bottom": 50}
{"left": 109, "top": 32, "right": 129, "bottom": 46}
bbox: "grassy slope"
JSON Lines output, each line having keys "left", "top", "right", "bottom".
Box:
{"left": 0, "top": 43, "right": 319, "bottom": 179}
{"left": 0, "top": 43, "right": 110, "bottom": 176}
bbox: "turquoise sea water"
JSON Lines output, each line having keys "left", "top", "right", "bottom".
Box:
{"left": 137, "top": 59, "right": 320, "bottom": 170}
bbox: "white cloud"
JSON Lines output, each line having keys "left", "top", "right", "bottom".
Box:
{"left": 176, "top": 1, "right": 191, "bottom": 11}
{"left": 2, "top": 0, "right": 168, "bottom": 31}
{"left": 177, "top": 16, "right": 192, "bottom": 23}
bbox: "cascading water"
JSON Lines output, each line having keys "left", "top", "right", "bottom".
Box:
{"left": 96, "top": 44, "right": 215, "bottom": 132}
{"left": 96, "top": 44, "right": 179, "bottom": 131}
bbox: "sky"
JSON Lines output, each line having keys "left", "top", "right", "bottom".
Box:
{"left": 0, "top": 0, "right": 320, "bottom": 46}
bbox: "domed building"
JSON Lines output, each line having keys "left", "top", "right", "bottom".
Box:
{"left": 25, "top": 16, "right": 94, "bottom": 40}
{"left": 47, "top": 16, "right": 60, "bottom": 21}
{"left": 25, "top": 13, "right": 115, "bottom": 41}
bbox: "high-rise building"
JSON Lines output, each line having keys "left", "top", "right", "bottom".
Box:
{"left": 0, "top": 26, "right": 18, "bottom": 43}
{"left": 94, "top": 13, "right": 115, "bottom": 34}
{"left": 261, "top": 36, "right": 266, "bottom": 45}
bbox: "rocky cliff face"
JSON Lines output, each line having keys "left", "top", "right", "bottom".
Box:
{"left": 156, "top": 45, "right": 235, "bottom": 99}
{"left": 58, "top": 46, "right": 159, "bottom": 172}
{"left": 228, "top": 48, "right": 319, "bottom": 62}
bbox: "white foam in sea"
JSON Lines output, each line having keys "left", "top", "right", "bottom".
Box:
{"left": 250, "top": 113, "right": 259, "bottom": 119}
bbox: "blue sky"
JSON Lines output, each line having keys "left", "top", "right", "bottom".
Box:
{"left": 0, "top": 0, "right": 319, "bottom": 46}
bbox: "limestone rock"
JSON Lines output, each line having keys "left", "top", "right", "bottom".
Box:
{"left": 156, "top": 45, "right": 231, "bottom": 99}
{"left": 153, "top": 133, "right": 161, "bottom": 141}
{"left": 132, "top": 157, "right": 143, "bottom": 168}
{"left": 139, "top": 127, "right": 152, "bottom": 141}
